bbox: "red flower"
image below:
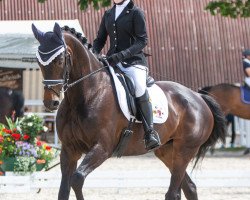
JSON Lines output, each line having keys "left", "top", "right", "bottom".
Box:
{"left": 37, "top": 141, "right": 42, "bottom": 146}
{"left": 3, "top": 128, "right": 11, "bottom": 134}
{"left": 0, "top": 136, "right": 3, "bottom": 143}
{"left": 46, "top": 146, "right": 51, "bottom": 150}
{"left": 23, "top": 134, "right": 30, "bottom": 140}
{"left": 0, "top": 171, "right": 4, "bottom": 176}
{"left": 11, "top": 133, "right": 21, "bottom": 141}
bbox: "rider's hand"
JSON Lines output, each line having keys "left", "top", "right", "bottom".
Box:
{"left": 107, "top": 52, "right": 123, "bottom": 67}
{"left": 107, "top": 49, "right": 131, "bottom": 67}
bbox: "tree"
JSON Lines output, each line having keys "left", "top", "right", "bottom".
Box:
{"left": 79, "top": 0, "right": 111, "bottom": 10}
{"left": 205, "top": 0, "right": 250, "bottom": 18}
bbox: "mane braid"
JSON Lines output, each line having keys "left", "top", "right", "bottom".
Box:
{"left": 61, "top": 25, "right": 92, "bottom": 49}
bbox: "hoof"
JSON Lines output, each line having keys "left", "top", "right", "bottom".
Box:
{"left": 165, "top": 193, "right": 181, "bottom": 200}
{"left": 243, "top": 148, "right": 250, "bottom": 155}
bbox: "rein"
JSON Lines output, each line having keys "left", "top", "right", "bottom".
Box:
{"left": 64, "top": 65, "right": 108, "bottom": 91}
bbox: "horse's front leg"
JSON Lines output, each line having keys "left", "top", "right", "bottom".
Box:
{"left": 70, "top": 143, "right": 110, "bottom": 200}
{"left": 58, "top": 146, "right": 79, "bottom": 200}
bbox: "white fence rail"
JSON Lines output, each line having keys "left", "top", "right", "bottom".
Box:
{"left": 1, "top": 169, "right": 250, "bottom": 193}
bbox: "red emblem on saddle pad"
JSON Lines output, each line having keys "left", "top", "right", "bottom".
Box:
{"left": 153, "top": 106, "right": 164, "bottom": 118}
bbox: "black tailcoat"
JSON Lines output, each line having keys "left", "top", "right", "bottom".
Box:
{"left": 93, "top": 0, "right": 148, "bottom": 67}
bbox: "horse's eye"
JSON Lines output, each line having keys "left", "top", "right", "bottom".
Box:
{"left": 57, "top": 57, "right": 64, "bottom": 65}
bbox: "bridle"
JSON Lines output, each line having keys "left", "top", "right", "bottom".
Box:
{"left": 42, "top": 47, "right": 109, "bottom": 97}
{"left": 42, "top": 50, "right": 70, "bottom": 97}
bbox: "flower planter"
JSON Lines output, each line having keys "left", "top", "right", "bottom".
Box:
{"left": 0, "top": 157, "right": 37, "bottom": 173}
{"left": 0, "top": 159, "right": 46, "bottom": 172}
{"left": 36, "top": 163, "right": 46, "bottom": 171}
{"left": 0, "top": 157, "right": 16, "bottom": 171}
{"left": 0, "top": 115, "right": 57, "bottom": 174}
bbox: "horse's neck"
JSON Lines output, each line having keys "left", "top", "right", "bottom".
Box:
{"left": 66, "top": 43, "right": 109, "bottom": 108}
{"left": 67, "top": 69, "right": 109, "bottom": 111}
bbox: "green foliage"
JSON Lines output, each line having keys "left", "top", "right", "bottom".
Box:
{"left": 78, "top": 0, "right": 111, "bottom": 10}
{"left": 0, "top": 122, "right": 21, "bottom": 158}
{"left": 5, "top": 116, "right": 20, "bottom": 131}
{"left": 20, "top": 114, "right": 44, "bottom": 144}
{"left": 206, "top": 0, "right": 250, "bottom": 18}
{"left": 14, "top": 156, "right": 36, "bottom": 174}
{"left": 0, "top": 115, "right": 57, "bottom": 173}
{"left": 36, "top": 141, "right": 58, "bottom": 169}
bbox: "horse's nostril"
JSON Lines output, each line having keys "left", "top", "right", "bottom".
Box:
{"left": 53, "top": 101, "right": 59, "bottom": 107}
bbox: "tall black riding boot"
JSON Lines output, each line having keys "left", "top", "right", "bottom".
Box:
{"left": 136, "top": 90, "right": 161, "bottom": 151}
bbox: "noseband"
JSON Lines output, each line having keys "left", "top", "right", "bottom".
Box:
{"left": 42, "top": 48, "right": 108, "bottom": 97}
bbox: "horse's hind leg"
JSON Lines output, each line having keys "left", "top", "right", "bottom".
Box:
{"left": 70, "top": 143, "right": 110, "bottom": 200}
{"left": 166, "top": 141, "right": 199, "bottom": 200}
{"left": 155, "top": 142, "right": 198, "bottom": 200}
{"left": 58, "top": 147, "right": 79, "bottom": 200}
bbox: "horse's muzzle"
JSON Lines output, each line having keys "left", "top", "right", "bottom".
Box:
{"left": 43, "top": 100, "right": 60, "bottom": 111}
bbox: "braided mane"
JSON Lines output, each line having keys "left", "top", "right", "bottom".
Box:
{"left": 61, "top": 25, "right": 93, "bottom": 50}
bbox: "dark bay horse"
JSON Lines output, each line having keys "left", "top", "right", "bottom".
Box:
{"left": 32, "top": 23, "right": 226, "bottom": 200}
{"left": 0, "top": 87, "right": 24, "bottom": 124}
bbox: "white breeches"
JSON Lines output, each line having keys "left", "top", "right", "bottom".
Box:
{"left": 245, "top": 77, "right": 250, "bottom": 87}
{"left": 117, "top": 63, "right": 148, "bottom": 97}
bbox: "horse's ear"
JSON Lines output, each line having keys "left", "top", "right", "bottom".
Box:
{"left": 32, "top": 23, "right": 43, "bottom": 42}
{"left": 53, "top": 22, "right": 63, "bottom": 39}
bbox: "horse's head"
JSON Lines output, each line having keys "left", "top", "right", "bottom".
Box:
{"left": 32, "top": 23, "right": 106, "bottom": 111}
{"left": 32, "top": 23, "right": 70, "bottom": 110}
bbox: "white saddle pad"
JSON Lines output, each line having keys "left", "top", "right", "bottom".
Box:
{"left": 109, "top": 66, "right": 168, "bottom": 124}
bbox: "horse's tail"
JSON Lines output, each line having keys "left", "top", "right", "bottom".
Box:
{"left": 193, "top": 94, "right": 226, "bottom": 169}
{"left": 197, "top": 86, "right": 212, "bottom": 94}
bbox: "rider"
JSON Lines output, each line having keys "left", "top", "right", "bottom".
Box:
{"left": 242, "top": 49, "right": 250, "bottom": 87}
{"left": 92, "top": 0, "right": 161, "bottom": 151}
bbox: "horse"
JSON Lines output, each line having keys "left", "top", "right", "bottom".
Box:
{"left": 32, "top": 23, "right": 226, "bottom": 200}
{"left": 199, "top": 83, "right": 250, "bottom": 153}
{"left": 198, "top": 83, "right": 250, "bottom": 119}
{"left": 198, "top": 83, "right": 250, "bottom": 155}
{"left": 0, "top": 87, "right": 24, "bottom": 125}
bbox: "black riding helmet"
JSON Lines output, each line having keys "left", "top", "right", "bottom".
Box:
{"left": 243, "top": 49, "right": 250, "bottom": 57}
